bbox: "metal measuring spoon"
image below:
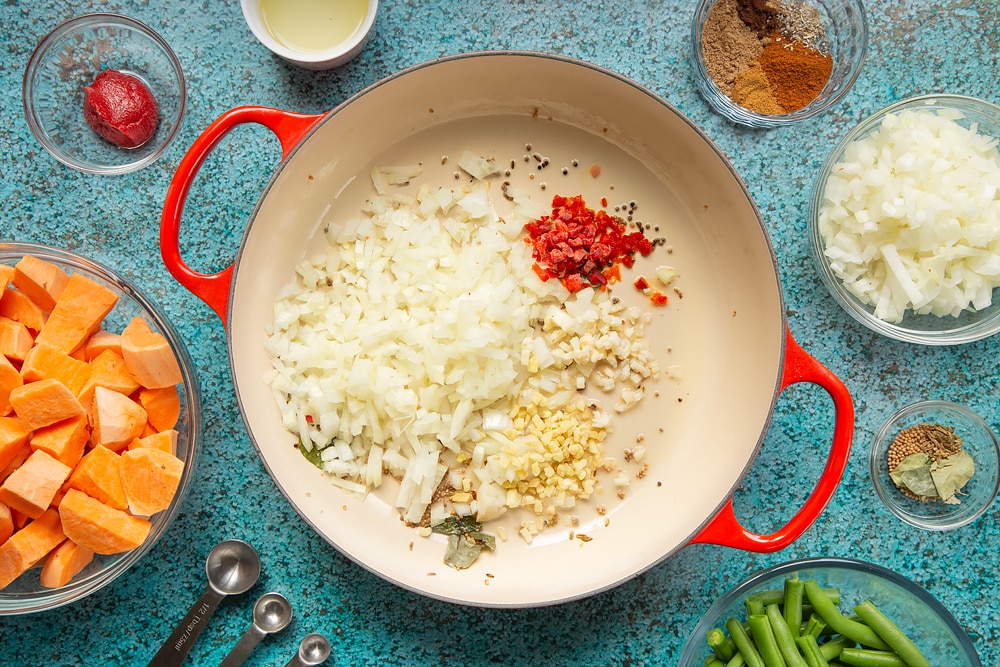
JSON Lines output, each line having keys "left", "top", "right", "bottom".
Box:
{"left": 218, "top": 592, "right": 293, "bottom": 667}
{"left": 147, "top": 540, "right": 262, "bottom": 667}
{"left": 283, "top": 633, "right": 332, "bottom": 667}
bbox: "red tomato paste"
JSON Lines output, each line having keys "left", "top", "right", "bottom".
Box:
{"left": 83, "top": 70, "right": 159, "bottom": 149}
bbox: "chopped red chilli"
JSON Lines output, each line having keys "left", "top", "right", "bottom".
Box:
{"left": 524, "top": 194, "right": 653, "bottom": 293}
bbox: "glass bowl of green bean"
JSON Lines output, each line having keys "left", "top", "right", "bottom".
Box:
{"left": 676, "top": 557, "right": 981, "bottom": 667}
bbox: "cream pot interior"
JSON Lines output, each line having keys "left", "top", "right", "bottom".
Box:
{"left": 213, "top": 54, "right": 791, "bottom": 606}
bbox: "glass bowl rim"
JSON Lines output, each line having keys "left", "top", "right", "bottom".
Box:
{"left": 21, "top": 12, "right": 187, "bottom": 175}
{"left": 689, "top": 0, "right": 870, "bottom": 128}
{"left": 808, "top": 93, "right": 1000, "bottom": 344}
{"left": 677, "top": 556, "right": 982, "bottom": 666}
{"left": 0, "top": 241, "right": 201, "bottom": 615}
{"left": 869, "top": 399, "right": 1000, "bottom": 531}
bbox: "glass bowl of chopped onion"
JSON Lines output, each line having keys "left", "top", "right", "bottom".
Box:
{"left": 678, "top": 557, "right": 982, "bottom": 667}
{"left": 23, "top": 13, "right": 186, "bottom": 174}
{"left": 810, "top": 94, "right": 1000, "bottom": 344}
{"left": 870, "top": 400, "right": 1000, "bottom": 532}
{"left": 690, "top": 0, "right": 868, "bottom": 128}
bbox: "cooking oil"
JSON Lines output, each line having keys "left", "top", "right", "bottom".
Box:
{"left": 259, "top": 0, "right": 369, "bottom": 53}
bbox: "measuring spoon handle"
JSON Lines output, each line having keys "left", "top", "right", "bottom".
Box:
{"left": 218, "top": 626, "right": 265, "bottom": 667}
{"left": 147, "top": 586, "right": 225, "bottom": 667}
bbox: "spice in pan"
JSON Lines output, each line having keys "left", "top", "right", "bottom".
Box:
{"left": 887, "top": 422, "right": 975, "bottom": 504}
{"left": 701, "top": 0, "right": 833, "bottom": 115}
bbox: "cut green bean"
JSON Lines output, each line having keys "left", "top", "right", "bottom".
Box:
{"left": 758, "top": 588, "right": 841, "bottom": 607}
{"left": 795, "top": 634, "right": 830, "bottom": 667}
{"left": 836, "top": 648, "right": 907, "bottom": 667}
{"left": 705, "top": 657, "right": 726, "bottom": 667}
{"left": 783, "top": 577, "right": 804, "bottom": 639}
{"left": 727, "top": 654, "right": 747, "bottom": 667}
{"left": 765, "top": 603, "right": 809, "bottom": 667}
{"left": 749, "top": 613, "right": 787, "bottom": 667}
{"left": 803, "top": 580, "right": 889, "bottom": 650}
{"left": 817, "top": 635, "right": 853, "bottom": 661}
{"left": 709, "top": 627, "right": 737, "bottom": 661}
{"left": 746, "top": 594, "right": 766, "bottom": 616}
{"left": 852, "top": 600, "right": 930, "bottom": 667}
{"left": 727, "top": 616, "right": 765, "bottom": 667}
{"left": 804, "top": 613, "right": 827, "bottom": 639}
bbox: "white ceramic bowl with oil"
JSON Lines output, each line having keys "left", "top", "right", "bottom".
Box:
{"left": 241, "top": 0, "right": 377, "bottom": 70}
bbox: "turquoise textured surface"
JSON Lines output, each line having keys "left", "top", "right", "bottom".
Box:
{"left": 1, "top": 0, "right": 998, "bottom": 665}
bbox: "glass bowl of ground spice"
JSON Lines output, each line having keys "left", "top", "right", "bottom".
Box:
{"left": 871, "top": 400, "right": 1000, "bottom": 531}
{"left": 692, "top": 0, "right": 868, "bottom": 128}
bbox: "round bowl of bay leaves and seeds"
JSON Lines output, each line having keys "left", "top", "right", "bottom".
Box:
{"left": 870, "top": 400, "right": 1000, "bottom": 531}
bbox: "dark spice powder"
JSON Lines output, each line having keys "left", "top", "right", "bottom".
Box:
{"left": 736, "top": 0, "right": 780, "bottom": 38}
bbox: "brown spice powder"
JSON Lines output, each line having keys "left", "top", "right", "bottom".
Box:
{"left": 731, "top": 62, "right": 783, "bottom": 114}
{"left": 701, "top": 0, "right": 764, "bottom": 95}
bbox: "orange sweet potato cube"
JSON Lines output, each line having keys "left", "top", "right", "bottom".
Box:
{"left": 0, "top": 355, "right": 23, "bottom": 416}
{"left": 83, "top": 330, "right": 122, "bottom": 361}
{"left": 0, "top": 445, "right": 30, "bottom": 486}
{"left": 66, "top": 445, "right": 128, "bottom": 511}
{"left": 78, "top": 349, "right": 140, "bottom": 410}
{"left": 138, "top": 385, "right": 181, "bottom": 432}
{"left": 0, "top": 288, "right": 47, "bottom": 333}
{"left": 0, "top": 417, "right": 30, "bottom": 471}
{"left": 0, "top": 509, "right": 65, "bottom": 589}
{"left": 0, "top": 265, "right": 13, "bottom": 292}
{"left": 0, "top": 316, "right": 33, "bottom": 363}
{"left": 12, "top": 256, "right": 69, "bottom": 313}
{"left": 30, "top": 415, "right": 90, "bottom": 468}
{"left": 0, "top": 501, "right": 12, "bottom": 544}
{"left": 34, "top": 273, "right": 118, "bottom": 355}
{"left": 40, "top": 539, "right": 94, "bottom": 588}
{"left": 129, "top": 429, "right": 177, "bottom": 454}
{"left": 8, "top": 378, "right": 86, "bottom": 430}
{"left": 120, "top": 447, "right": 184, "bottom": 516}
{"left": 57, "top": 489, "right": 150, "bottom": 555}
{"left": 120, "top": 317, "right": 183, "bottom": 389}
{"left": 91, "top": 386, "right": 148, "bottom": 451}
{"left": 20, "top": 343, "right": 92, "bottom": 395}
{"left": 0, "top": 449, "right": 73, "bottom": 519}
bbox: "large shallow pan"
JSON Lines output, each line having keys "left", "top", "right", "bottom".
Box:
{"left": 161, "top": 52, "right": 853, "bottom": 607}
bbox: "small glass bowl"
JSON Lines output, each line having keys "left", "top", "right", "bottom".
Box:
{"left": 23, "top": 14, "right": 186, "bottom": 175}
{"left": 677, "top": 558, "right": 981, "bottom": 667}
{"left": 0, "top": 242, "right": 201, "bottom": 615}
{"left": 810, "top": 95, "right": 1000, "bottom": 345}
{"left": 691, "top": 0, "right": 867, "bottom": 128}
{"left": 870, "top": 400, "right": 1000, "bottom": 531}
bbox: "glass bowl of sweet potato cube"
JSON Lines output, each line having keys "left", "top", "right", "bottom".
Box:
{"left": 0, "top": 242, "right": 200, "bottom": 614}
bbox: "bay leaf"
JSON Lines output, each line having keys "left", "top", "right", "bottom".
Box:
{"left": 931, "top": 449, "right": 976, "bottom": 504}
{"left": 890, "top": 453, "right": 937, "bottom": 497}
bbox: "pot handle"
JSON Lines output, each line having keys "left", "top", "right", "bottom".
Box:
{"left": 689, "top": 325, "right": 853, "bottom": 552}
{"left": 160, "top": 106, "right": 326, "bottom": 326}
